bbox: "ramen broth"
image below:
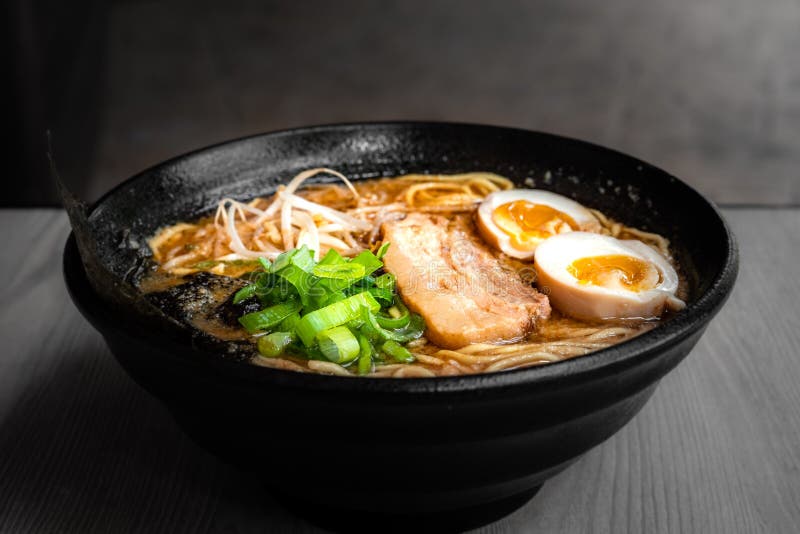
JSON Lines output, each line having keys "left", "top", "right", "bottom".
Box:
{"left": 141, "top": 172, "right": 686, "bottom": 377}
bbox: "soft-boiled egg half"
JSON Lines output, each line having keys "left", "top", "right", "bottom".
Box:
{"left": 534, "top": 232, "right": 685, "bottom": 321}
{"left": 477, "top": 189, "right": 601, "bottom": 259}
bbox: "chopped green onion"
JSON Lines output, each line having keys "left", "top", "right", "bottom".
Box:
{"left": 357, "top": 334, "right": 374, "bottom": 375}
{"left": 373, "top": 273, "right": 396, "bottom": 291}
{"left": 276, "top": 264, "right": 316, "bottom": 306}
{"left": 270, "top": 249, "right": 293, "bottom": 272}
{"left": 257, "top": 257, "right": 272, "bottom": 271}
{"left": 313, "top": 262, "right": 366, "bottom": 280}
{"left": 317, "top": 326, "right": 360, "bottom": 364}
{"left": 358, "top": 305, "right": 385, "bottom": 342}
{"left": 278, "top": 312, "right": 302, "bottom": 332}
{"left": 238, "top": 299, "right": 302, "bottom": 333}
{"left": 296, "top": 292, "right": 380, "bottom": 346}
{"left": 359, "top": 305, "right": 424, "bottom": 343}
{"left": 389, "top": 296, "right": 410, "bottom": 317}
{"left": 258, "top": 331, "right": 294, "bottom": 357}
{"left": 291, "top": 245, "right": 316, "bottom": 273}
{"left": 381, "top": 340, "right": 415, "bottom": 363}
{"left": 350, "top": 250, "right": 383, "bottom": 276}
{"left": 234, "top": 242, "right": 426, "bottom": 374}
{"left": 271, "top": 245, "right": 314, "bottom": 273}
{"left": 375, "top": 242, "right": 390, "bottom": 259}
{"left": 395, "top": 313, "right": 426, "bottom": 343}
{"left": 233, "top": 284, "right": 257, "bottom": 304}
{"left": 255, "top": 273, "right": 272, "bottom": 289}
{"left": 317, "top": 290, "right": 348, "bottom": 308}
{"left": 376, "top": 309, "right": 410, "bottom": 329}
{"left": 368, "top": 287, "right": 394, "bottom": 306}
{"left": 317, "top": 248, "right": 346, "bottom": 266}
{"left": 334, "top": 275, "right": 375, "bottom": 295}
{"left": 347, "top": 316, "right": 365, "bottom": 330}
{"left": 253, "top": 272, "right": 297, "bottom": 305}
{"left": 320, "top": 268, "right": 375, "bottom": 294}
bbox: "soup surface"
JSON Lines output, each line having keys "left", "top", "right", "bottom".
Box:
{"left": 141, "top": 170, "right": 687, "bottom": 377}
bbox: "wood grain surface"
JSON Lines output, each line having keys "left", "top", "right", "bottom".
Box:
{"left": 0, "top": 208, "right": 798, "bottom": 533}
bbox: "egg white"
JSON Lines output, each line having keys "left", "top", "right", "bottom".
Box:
{"left": 477, "top": 189, "right": 600, "bottom": 259}
{"left": 534, "top": 232, "right": 685, "bottom": 321}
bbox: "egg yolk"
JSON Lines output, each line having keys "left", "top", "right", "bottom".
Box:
{"left": 567, "top": 254, "right": 660, "bottom": 292}
{"left": 492, "top": 201, "right": 579, "bottom": 249}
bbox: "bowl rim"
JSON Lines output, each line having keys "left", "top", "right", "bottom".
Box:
{"left": 64, "top": 120, "right": 740, "bottom": 395}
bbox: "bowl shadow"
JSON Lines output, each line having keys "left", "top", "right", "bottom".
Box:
{"left": 0, "top": 343, "right": 321, "bottom": 533}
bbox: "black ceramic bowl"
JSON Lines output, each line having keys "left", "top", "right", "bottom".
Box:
{"left": 63, "top": 122, "right": 737, "bottom": 532}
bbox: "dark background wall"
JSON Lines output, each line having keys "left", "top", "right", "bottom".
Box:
{"left": 10, "top": 0, "right": 800, "bottom": 206}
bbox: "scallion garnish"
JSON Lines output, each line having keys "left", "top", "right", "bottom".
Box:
{"left": 239, "top": 299, "right": 302, "bottom": 334}
{"left": 375, "top": 242, "right": 391, "bottom": 259}
{"left": 233, "top": 243, "right": 425, "bottom": 372}
{"left": 296, "top": 292, "right": 380, "bottom": 346}
{"left": 375, "top": 297, "right": 411, "bottom": 329}
{"left": 381, "top": 339, "right": 415, "bottom": 363}
{"left": 233, "top": 283, "right": 258, "bottom": 304}
{"left": 258, "top": 331, "right": 294, "bottom": 358}
{"left": 357, "top": 334, "right": 374, "bottom": 375}
{"left": 373, "top": 272, "right": 396, "bottom": 291}
{"left": 312, "top": 262, "right": 366, "bottom": 280}
{"left": 317, "top": 326, "right": 361, "bottom": 364}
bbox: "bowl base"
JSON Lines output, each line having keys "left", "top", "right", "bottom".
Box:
{"left": 272, "top": 484, "right": 542, "bottom": 533}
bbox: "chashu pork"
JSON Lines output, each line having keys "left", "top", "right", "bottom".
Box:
{"left": 381, "top": 213, "right": 550, "bottom": 349}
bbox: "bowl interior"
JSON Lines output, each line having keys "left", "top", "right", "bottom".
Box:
{"left": 75, "top": 122, "right": 737, "bottom": 388}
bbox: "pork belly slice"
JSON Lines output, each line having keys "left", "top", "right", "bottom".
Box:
{"left": 381, "top": 213, "right": 550, "bottom": 349}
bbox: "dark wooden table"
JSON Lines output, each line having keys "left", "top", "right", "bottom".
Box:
{"left": 1, "top": 208, "right": 798, "bottom": 533}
